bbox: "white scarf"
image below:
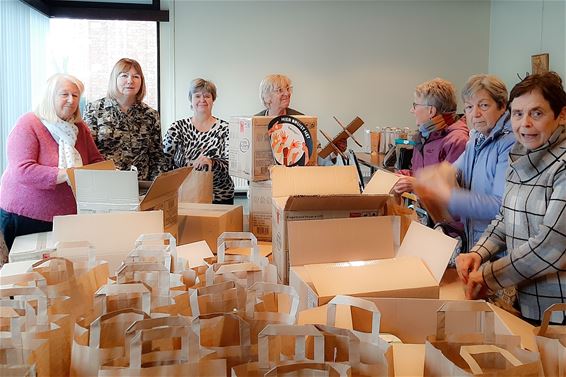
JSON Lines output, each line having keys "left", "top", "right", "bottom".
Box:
{"left": 42, "top": 119, "right": 83, "bottom": 168}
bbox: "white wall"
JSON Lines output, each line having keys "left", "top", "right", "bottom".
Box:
{"left": 160, "top": 0, "right": 491, "bottom": 139}
{"left": 489, "top": 0, "right": 566, "bottom": 94}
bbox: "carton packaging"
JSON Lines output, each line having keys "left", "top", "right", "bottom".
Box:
{"left": 289, "top": 218, "right": 457, "bottom": 309}
{"left": 229, "top": 116, "right": 318, "bottom": 181}
{"left": 248, "top": 180, "right": 272, "bottom": 241}
{"left": 177, "top": 203, "right": 244, "bottom": 252}
{"left": 271, "top": 165, "right": 392, "bottom": 284}
{"left": 72, "top": 165, "right": 190, "bottom": 239}
{"left": 52, "top": 210, "right": 164, "bottom": 272}
{"left": 8, "top": 232, "right": 56, "bottom": 262}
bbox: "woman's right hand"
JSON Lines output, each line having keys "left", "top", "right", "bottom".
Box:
{"left": 455, "top": 252, "right": 481, "bottom": 284}
{"left": 393, "top": 176, "right": 415, "bottom": 194}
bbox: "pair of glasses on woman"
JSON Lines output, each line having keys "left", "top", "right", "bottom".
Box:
{"left": 412, "top": 102, "right": 431, "bottom": 110}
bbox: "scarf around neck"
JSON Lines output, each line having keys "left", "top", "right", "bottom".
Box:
{"left": 42, "top": 119, "right": 84, "bottom": 169}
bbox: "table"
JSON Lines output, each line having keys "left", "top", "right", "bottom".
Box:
{"left": 354, "top": 152, "right": 386, "bottom": 174}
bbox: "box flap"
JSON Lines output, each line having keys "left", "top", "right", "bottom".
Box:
{"left": 178, "top": 202, "right": 240, "bottom": 217}
{"left": 397, "top": 221, "right": 458, "bottom": 283}
{"left": 10, "top": 231, "right": 55, "bottom": 255}
{"left": 305, "top": 256, "right": 438, "bottom": 300}
{"left": 140, "top": 167, "right": 191, "bottom": 209}
{"left": 288, "top": 216, "right": 396, "bottom": 266}
{"left": 0, "top": 260, "right": 37, "bottom": 277}
{"left": 363, "top": 169, "right": 401, "bottom": 195}
{"left": 271, "top": 165, "right": 360, "bottom": 198}
{"left": 283, "top": 194, "right": 390, "bottom": 212}
{"left": 67, "top": 160, "right": 116, "bottom": 196}
{"left": 176, "top": 241, "right": 214, "bottom": 268}
{"left": 75, "top": 169, "right": 139, "bottom": 212}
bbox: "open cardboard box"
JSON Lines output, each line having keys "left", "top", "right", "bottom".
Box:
{"left": 289, "top": 218, "right": 457, "bottom": 310}
{"left": 8, "top": 231, "right": 56, "bottom": 263}
{"left": 297, "top": 297, "right": 536, "bottom": 376}
{"left": 69, "top": 161, "right": 190, "bottom": 239}
{"left": 177, "top": 203, "right": 244, "bottom": 252}
{"left": 272, "top": 165, "right": 411, "bottom": 284}
{"left": 229, "top": 116, "right": 318, "bottom": 181}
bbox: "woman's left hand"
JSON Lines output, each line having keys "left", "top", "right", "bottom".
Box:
{"left": 193, "top": 155, "right": 212, "bottom": 170}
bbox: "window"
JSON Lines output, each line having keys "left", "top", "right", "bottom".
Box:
{"left": 45, "top": 19, "right": 158, "bottom": 111}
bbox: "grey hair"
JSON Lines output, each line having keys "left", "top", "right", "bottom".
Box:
{"left": 415, "top": 77, "right": 457, "bottom": 114}
{"left": 461, "top": 74, "right": 508, "bottom": 110}
{"left": 259, "top": 74, "right": 292, "bottom": 108}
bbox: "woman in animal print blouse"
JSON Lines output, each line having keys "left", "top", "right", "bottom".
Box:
{"left": 162, "top": 78, "right": 234, "bottom": 204}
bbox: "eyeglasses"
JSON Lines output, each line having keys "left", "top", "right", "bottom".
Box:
{"left": 273, "top": 86, "right": 293, "bottom": 95}
{"left": 412, "top": 102, "right": 431, "bottom": 110}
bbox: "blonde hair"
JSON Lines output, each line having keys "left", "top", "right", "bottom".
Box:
{"left": 462, "top": 74, "right": 508, "bottom": 110}
{"left": 107, "top": 58, "right": 146, "bottom": 102}
{"left": 259, "top": 74, "right": 292, "bottom": 108}
{"left": 35, "top": 73, "right": 85, "bottom": 124}
{"left": 415, "top": 78, "right": 457, "bottom": 114}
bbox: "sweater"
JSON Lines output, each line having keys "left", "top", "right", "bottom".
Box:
{"left": 472, "top": 125, "right": 566, "bottom": 323}
{"left": 0, "top": 113, "right": 104, "bottom": 222}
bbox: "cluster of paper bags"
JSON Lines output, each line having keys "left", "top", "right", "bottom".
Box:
{"left": 1, "top": 232, "right": 564, "bottom": 376}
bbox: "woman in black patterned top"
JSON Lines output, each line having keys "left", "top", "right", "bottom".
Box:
{"left": 84, "top": 58, "right": 163, "bottom": 181}
{"left": 162, "top": 78, "right": 234, "bottom": 204}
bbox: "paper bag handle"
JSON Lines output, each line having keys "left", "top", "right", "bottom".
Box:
{"left": 436, "top": 301, "right": 495, "bottom": 343}
{"left": 32, "top": 256, "right": 75, "bottom": 278}
{"left": 89, "top": 308, "right": 149, "bottom": 347}
{"left": 327, "top": 295, "right": 382, "bottom": 344}
{"left": 133, "top": 232, "right": 177, "bottom": 272}
{"left": 128, "top": 325, "right": 195, "bottom": 368}
{"left": 0, "top": 272, "right": 47, "bottom": 287}
{"left": 0, "top": 286, "right": 48, "bottom": 326}
{"left": 217, "top": 232, "right": 259, "bottom": 264}
{"left": 314, "top": 324, "right": 362, "bottom": 367}
{"left": 245, "top": 282, "right": 299, "bottom": 324}
{"left": 460, "top": 345, "right": 523, "bottom": 374}
{"left": 94, "top": 283, "right": 151, "bottom": 315}
{"left": 264, "top": 362, "right": 350, "bottom": 377}
{"left": 538, "top": 303, "right": 566, "bottom": 336}
{"left": 258, "top": 324, "right": 324, "bottom": 369}
{"left": 188, "top": 280, "right": 244, "bottom": 317}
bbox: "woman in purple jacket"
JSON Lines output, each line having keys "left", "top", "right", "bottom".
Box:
{"left": 0, "top": 74, "right": 104, "bottom": 251}
{"left": 394, "top": 78, "right": 469, "bottom": 194}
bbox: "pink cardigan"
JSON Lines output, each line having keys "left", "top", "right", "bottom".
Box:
{"left": 0, "top": 113, "right": 104, "bottom": 222}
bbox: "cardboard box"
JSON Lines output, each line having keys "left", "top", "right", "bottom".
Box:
{"left": 248, "top": 180, "right": 272, "bottom": 241}
{"left": 271, "top": 165, "right": 391, "bottom": 284}
{"left": 8, "top": 232, "right": 56, "bottom": 262}
{"left": 229, "top": 116, "right": 318, "bottom": 181}
{"left": 176, "top": 240, "right": 215, "bottom": 269}
{"left": 177, "top": 203, "right": 244, "bottom": 252}
{"left": 73, "top": 166, "right": 190, "bottom": 239}
{"left": 52, "top": 210, "right": 164, "bottom": 272}
{"left": 289, "top": 219, "right": 457, "bottom": 309}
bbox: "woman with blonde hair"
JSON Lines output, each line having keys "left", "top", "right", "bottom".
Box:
{"left": 256, "top": 74, "right": 303, "bottom": 116}
{"left": 84, "top": 58, "right": 162, "bottom": 181}
{"left": 0, "top": 73, "right": 103, "bottom": 250}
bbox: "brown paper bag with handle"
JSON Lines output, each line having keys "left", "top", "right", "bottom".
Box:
{"left": 98, "top": 324, "right": 226, "bottom": 376}
{"left": 178, "top": 166, "right": 213, "bottom": 204}
{"left": 424, "top": 301, "right": 543, "bottom": 377}
{"left": 0, "top": 338, "right": 49, "bottom": 377}
{"left": 70, "top": 308, "right": 149, "bottom": 377}
{"left": 1, "top": 286, "right": 71, "bottom": 377}
{"left": 231, "top": 323, "right": 326, "bottom": 377}
{"left": 534, "top": 303, "right": 566, "bottom": 377}
{"left": 264, "top": 362, "right": 352, "bottom": 377}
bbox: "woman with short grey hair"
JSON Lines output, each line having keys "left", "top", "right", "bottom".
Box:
{"left": 256, "top": 74, "right": 303, "bottom": 116}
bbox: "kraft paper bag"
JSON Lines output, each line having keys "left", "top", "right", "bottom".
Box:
{"left": 534, "top": 303, "right": 566, "bottom": 377}
{"left": 70, "top": 308, "right": 149, "bottom": 377}
{"left": 424, "top": 301, "right": 543, "bottom": 377}
{"left": 231, "top": 323, "right": 325, "bottom": 377}
{"left": 0, "top": 338, "right": 49, "bottom": 377}
{"left": 1, "top": 286, "right": 71, "bottom": 377}
{"left": 98, "top": 324, "right": 226, "bottom": 377}
{"left": 264, "top": 362, "right": 352, "bottom": 377}
{"left": 178, "top": 167, "right": 213, "bottom": 204}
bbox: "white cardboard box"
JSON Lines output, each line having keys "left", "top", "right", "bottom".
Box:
{"left": 229, "top": 116, "right": 318, "bottom": 181}
{"left": 249, "top": 180, "right": 272, "bottom": 241}
{"left": 8, "top": 232, "right": 56, "bottom": 262}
